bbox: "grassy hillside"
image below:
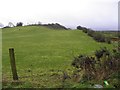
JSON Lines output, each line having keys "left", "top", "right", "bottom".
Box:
{"left": 2, "top": 26, "right": 113, "bottom": 88}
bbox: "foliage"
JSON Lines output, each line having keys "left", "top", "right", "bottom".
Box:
{"left": 16, "top": 22, "right": 23, "bottom": 26}
{"left": 3, "top": 26, "right": 11, "bottom": 29}
{"left": 95, "top": 47, "right": 110, "bottom": 59}
{"left": 77, "top": 26, "right": 88, "bottom": 31}
{"left": 72, "top": 55, "right": 95, "bottom": 70}
{"left": 27, "top": 23, "right": 68, "bottom": 30}
{"left": 105, "top": 37, "right": 111, "bottom": 44}
{"left": 72, "top": 47, "right": 120, "bottom": 87}
{"left": 82, "top": 29, "right": 112, "bottom": 44}
{"left": 87, "top": 30, "right": 95, "bottom": 37}
{"left": 100, "top": 31, "right": 119, "bottom": 39}
{"left": 77, "top": 26, "right": 83, "bottom": 30}
{"left": 76, "top": 25, "right": 110, "bottom": 43}
{"left": 42, "top": 23, "right": 68, "bottom": 30}
{"left": 82, "top": 29, "right": 88, "bottom": 33}
{"left": 93, "top": 33, "right": 106, "bottom": 42}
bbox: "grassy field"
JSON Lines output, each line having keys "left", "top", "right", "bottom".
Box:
{"left": 97, "top": 31, "right": 119, "bottom": 38}
{"left": 2, "top": 26, "right": 113, "bottom": 88}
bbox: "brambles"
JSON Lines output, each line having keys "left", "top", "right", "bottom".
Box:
{"left": 71, "top": 47, "right": 120, "bottom": 87}
{"left": 72, "top": 55, "right": 95, "bottom": 70}
{"left": 95, "top": 47, "right": 110, "bottom": 60}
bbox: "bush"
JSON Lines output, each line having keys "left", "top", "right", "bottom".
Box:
{"left": 43, "top": 23, "right": 68, "bottom": 30}
{"left": 72, "top": 55, "right": 96, "bottom": 81}
{"left": 105, "top": 37, "right": 111, "bottom": 44}
{"left": 77, "top": 26, "right": 88, "bottom": 31}
{"left": 71, "top": 47, "right": 119, "bottom": 82}
{"left": 16, "top": 22, "right": 23, "bottom": 26}
{"left": 82, "top": 29, "right": 111, "bottom": 44}
{"left": 93, "top": 33, "right": 106, "bottom": 42}
{"left": 77, "top": 26, "right": 83, "bottom": 30}
{"left": 87, "top": 30, "right": 95, "bottom": 37}
{"left": 3, "top": 26, "right": 10, "bottom": 28}
{"left": 95, "top": 47, "right": 110, "bottom": 60}
{"left": 77, "top": 26, "right": 111, "bottom": 43}
{"left": 82, "top": 29, "right": 88, "bottom": 33}
{"left": 72, "top": 55, "right": 95, "bottom": 70}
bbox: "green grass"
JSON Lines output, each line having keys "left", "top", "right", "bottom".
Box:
{"left": 2, "top": 26, "right": 113, "bottom": 88}
{"left": 97, "top": 31, "right": 118, "bottom": 38}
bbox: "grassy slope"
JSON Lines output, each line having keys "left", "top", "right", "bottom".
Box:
{"left": 2, "top": 26, "right": 113, "bottom": 88}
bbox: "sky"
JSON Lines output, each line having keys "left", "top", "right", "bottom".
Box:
{"left": 0, "top": 0, "right": 119, "bottom": 30}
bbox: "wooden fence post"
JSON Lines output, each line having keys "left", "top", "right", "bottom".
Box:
{"left": 9, "top": 48, "right": 18, "bottom": 80}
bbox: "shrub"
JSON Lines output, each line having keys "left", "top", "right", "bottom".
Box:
{"left": 77, "top": 26, "right": 83, "bottom": 30}
{"left": 82, "top": 29, "right": 111, "bottom": 44}
{"left": 77, "top": 26, "right": 88, "bottom": 31}
{"left": 72, "top": 55, "right": 96, "bottom": 81}
{"left": 87, "top": 30, "right": 95, "bottom": 37}
{"left": 82, "top": 29, "right": 88, "bottom": 33}
{"left": 72, "top": 55, "right": 95, "bottom": 70}
{"left": 105, "top": 37, "right": 111, "bottom": 44}
{"left": 43, "top": 23, "right": 68, "bottom": 30}
{"left": 95, "top": 47, "right": 110, "bottom": 60}
{"left": 3, "top": 26, "right": 10, "bottom": 28}
{"left": 93, "top": 33, "right": 106, "bottom": 42}
{"left": 71, "top": 47, "right": 119, "bottom": 83}
{"left": 16, "top": 22, "right": 23, "bottom": 26}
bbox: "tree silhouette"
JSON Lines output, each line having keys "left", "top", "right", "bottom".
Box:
{"left": 16, "top": 22, "right": 23, "bottom": 26}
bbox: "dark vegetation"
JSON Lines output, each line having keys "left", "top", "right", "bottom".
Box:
{"left": 16, "top": 22, "right": 23, "bottom": 26}
{"left": 98, "top": 31, "right": 119, "bottom": 38}
{"left": 41, "top": 23, "right": 68, "bottom": 30}
{"left": 2, "top": 22, "right": 68, "bottom": 30}
{"left": 100, "top": 31, "right": 120, "bottom": 43}
{"left": 77, "top": 26, "right": 112, "bottom": 44}
{"left": 77, "top": 26, "right": 89, "bottom": 31}
{"left": 3, "top": 26, "right": 11, "bottom": 28}
{"left": 71, "top": 46, "right": 120, "bottom": 88}
{"left": 3, "top": 22, "right": 23, "bottom": 29}
{"left": 28, "top": 23, "right": 68, "bottom": 30}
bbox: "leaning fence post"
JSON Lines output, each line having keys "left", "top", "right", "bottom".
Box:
{"left": 9, "top": 48, "right": 18, "bottom": 80}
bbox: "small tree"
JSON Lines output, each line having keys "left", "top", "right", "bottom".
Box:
{"left": 77, "top": 26, "right": 83, "bottom": 30}
{"left": 16, "top": 22, "right": 23, "bottom": 26}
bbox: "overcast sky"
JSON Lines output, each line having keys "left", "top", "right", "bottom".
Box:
{"left": 0, "top": 0, "right": 119, "bottom": 30}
